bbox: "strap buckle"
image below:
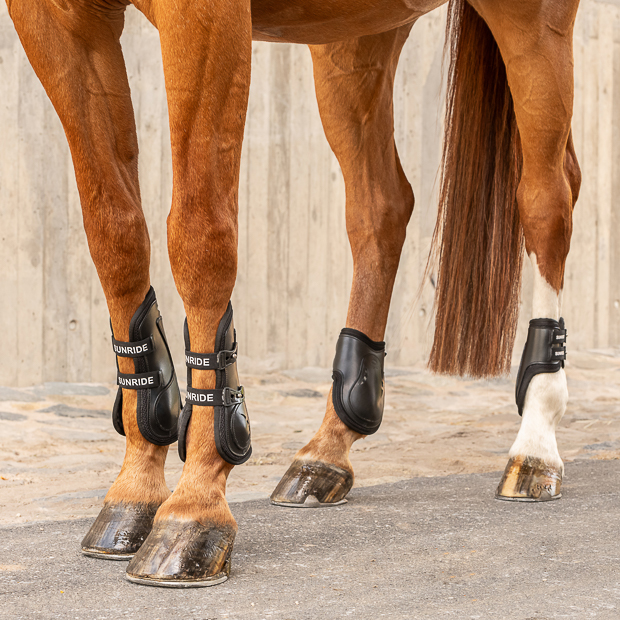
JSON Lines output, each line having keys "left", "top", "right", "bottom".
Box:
{"left": 217, "top": 342, "right": 238, "bottom": 370}
{"left": 222, "top": 386, "right": 244, "bottom": 406}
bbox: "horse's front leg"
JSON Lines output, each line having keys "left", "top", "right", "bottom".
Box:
{"left": 271, "top": 26, "right": 415, "bottom": 507}
{"left": 7, "top": 0, "right": 177, "bottom": 557}
{"left": 125, "top": 0, "right": 252, "bottom": 586}
{"left": 471, "top": 0, "right": 582, "bottom": 500}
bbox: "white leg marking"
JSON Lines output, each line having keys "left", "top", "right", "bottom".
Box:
{"left": 531, "top": 253, "right": 560, "bottom": 320}
{"left": 509, "top": 254, "right": 566, "bottom": 470}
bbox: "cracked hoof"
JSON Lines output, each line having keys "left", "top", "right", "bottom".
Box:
{"left": 81, "top": 501, "right": 159, "bottom": 560}
{"left": 496, "top": 455, "right": 562, "bottom": 502}
{"left": 125, "top": 519, "right": 235, "bottom": 588}
{"left": 270, "top": 460, "right": 353, "bottom": 507}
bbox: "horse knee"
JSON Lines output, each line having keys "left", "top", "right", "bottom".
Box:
{"left": 167, "top": 203, "right": 237, "bottom": 308}
{"left": 84, "top": 196, "right": 150, "bottom": 300}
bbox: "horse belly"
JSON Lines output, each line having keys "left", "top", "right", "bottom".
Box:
{"left": 250, "top": 0, "right": 447, "bottom": 44}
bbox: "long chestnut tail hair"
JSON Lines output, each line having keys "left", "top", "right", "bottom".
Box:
{"left": 428, "top": 0, "right": 524, "bottom": 377}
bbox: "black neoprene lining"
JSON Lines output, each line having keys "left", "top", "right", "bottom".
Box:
{"left": 129, "top": 289, "right": 157, "bottom": 355}
{"left": 215, "top": 308, "right": 234, "bottom": 390}
{"left": 112, "top": 388, "right": 124, "bottom": 436}
{"left": 130, "top": 290, "right": 155, "bottom": 439}
{"left": 528, "top": 318, "right": 562, "bottom": 330}
{"left": 340, "top": 327, "right": 385, "bottom": 351}
{"left": 332, "top": 370, "right": 347, "bottom": 423}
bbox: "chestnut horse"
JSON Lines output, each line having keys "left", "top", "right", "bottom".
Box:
{"left": 6, "top": 0, "right": 581, "bottom": 587}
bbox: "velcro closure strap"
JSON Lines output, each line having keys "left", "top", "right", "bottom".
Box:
{"left": 553, "top": 328, "right": 567, "bottom": 344}
{"left": 552, "top": 345, "right": 567, "bottom": 361}
{"left": 550, "top": 325, "right": 567, "bottom": 362}
{"left": 112, "top": 336, "right": 154, "bottom": 358}
{"left": 186, "top": 385, "right": 245, "bottom": 407}
{"left": 117, "top": 370, "right": 161, "bottom": 390}
{"left": 185, "top": 343, "right": 238, "bottom": 370}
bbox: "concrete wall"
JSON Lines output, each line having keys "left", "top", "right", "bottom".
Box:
{"left": 0, "top": 1, "right": 618, "bottom": 385}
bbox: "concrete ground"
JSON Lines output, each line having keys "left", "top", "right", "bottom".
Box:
{"left": 2, "top": 460, "right": 620, "bottom": 620}
{"left": 1, "top": 350, "right": 620, "bottom": 618}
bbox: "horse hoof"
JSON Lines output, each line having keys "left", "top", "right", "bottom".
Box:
{"left": 495, "top": 455, "right": 562, "bottom": 502}
{"left": 270, "top": 459, "right": 353, "bottom": 507}
{"left": 125, "top": 519, "right": 235, "bottom": 588}
{"left": 81, "top": 501, "right": 159, "bottom": 560}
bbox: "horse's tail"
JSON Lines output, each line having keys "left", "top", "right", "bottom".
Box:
{"left": 428, "top": 0, "right": 524, "bottom": 377}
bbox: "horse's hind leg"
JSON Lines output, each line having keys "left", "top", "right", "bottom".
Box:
{"left": 271, "top": 25, "right": 415, "bottom": 506}
{"left": 8, "top": 1, "right": 171, "bottom": 554}
{"left": 124, "top": 0, "right": 251, "bottom": 586}
{"left": 471, "top": 0, "right": 581, "bottom": 500}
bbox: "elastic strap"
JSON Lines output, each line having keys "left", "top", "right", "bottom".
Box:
{"left": 554, "top": 329, "right": 567, "bottom": 344}
{"left": 552, "top": 345, "right": 567, "bottom": 361}
{"left": 185, "top": 343, "right": 238, "bottom": 370}
{"left": 111, "top": 334, "right": 154, "bottom": 358}
{"left": 117, "top": 370, "right": 161, "bottom": 390}
{"left": 186, "top": 386, "right": 245, "bottom": 407}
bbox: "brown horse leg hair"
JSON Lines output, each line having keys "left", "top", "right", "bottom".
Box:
{"left": 147, "top": 0, "right": 252, "bottom": 531}
{"left": 292, "top": 26, "right": 415, "bottom": 474}
{"left": 471, "top": 0, "right": 581, "bottom": 291}
{"left": 7, "top": 0, "right": 170, "bottom": 507}
{"left": 472, "top": 0, "right": 582, "bottom": 497}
